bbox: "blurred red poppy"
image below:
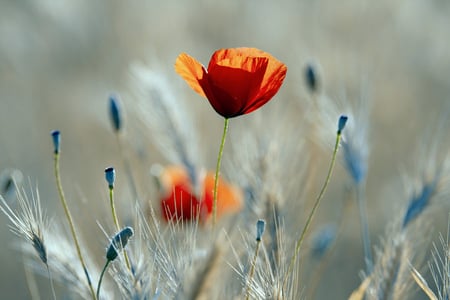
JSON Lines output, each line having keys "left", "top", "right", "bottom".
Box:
{"left": 175, "top": 48, "right": 287, "bottom": 118}
{"left": 160, "top": 166, "right": 242, "bottom": 222}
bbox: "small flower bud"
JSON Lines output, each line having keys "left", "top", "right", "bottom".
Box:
{"left": 256, "top": 219, "right": 266, "bottom": 242}
{"left": 338, "top": 115, "right": 348, "bottom": 134}
{"left": 106, "top": 226, "right": 134, "bottom": 261}
{"left": 305, "top": 64, "right": 318, "bottom": 93}
{"left": 104, "top": 167, "right": 115, "bottom": 189}
{"left": 109, "top": 94, "right": 122, "bottom": 132}
{"left": 51, "top": 130, "right": 61, "bottom": 154}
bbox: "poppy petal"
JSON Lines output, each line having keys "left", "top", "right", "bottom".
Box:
{"left": 208, "top": 47, "right": 267, "bottom": 70}
{"left": 203, "top": 172, "right": 243, "bottom": 217}
{"left": 207, "top": 57, "right": 268, "bottom": 117}
{"left": 175, "top": 53, "right": 208, "bottom": 98}
{"left": 244, "top": 62, "right": 287, "bottom": 114}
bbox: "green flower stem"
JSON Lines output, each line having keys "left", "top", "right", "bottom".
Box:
{"left": 245, "top": 239, "right": 261, "bottom": 300}
{"left": 109, "top": 187, "right": 131, "bottom": 271}
{"left": 282, "top": 131, "right": 343, "bottom": 292}
{"left": 212, "top": 118, "right": 229, "bottom": 227}
{"left": 54, "top": 153, "right": 97, "bottom": 300}
{"left": 96, "top": 260, "right": 111, "bottom": 300}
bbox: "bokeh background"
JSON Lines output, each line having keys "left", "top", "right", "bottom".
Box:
{"left": 1, "top": 0, "right": 449, "bottom": 299}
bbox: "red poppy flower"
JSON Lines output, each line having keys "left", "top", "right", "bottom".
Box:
{"left": 160, "top": 166, "right": 243, "bottom": 222}
{"left": 175, "top": 48, "right": 287, "bottom": 118}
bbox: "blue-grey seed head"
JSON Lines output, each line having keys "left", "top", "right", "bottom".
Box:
{"left": 104, "top": 167, "right": 116, "bottom": 189}
{"left": 106, "top": 226, "right": 134, "bottom": 261}
{"left": 51, "top": 130, "right": 61, "bottom": 154}
{"left": 256, "top": 219, "right": 266, "bottom": 242}
{"left": 338, "top": 115, "right": 348, "bottom": 134}
{"left": 109, "top": 94, "right": 122, "bottom": 132}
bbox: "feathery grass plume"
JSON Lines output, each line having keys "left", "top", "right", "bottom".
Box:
{"left": 0, "top": 168, "right": 23, "bottom": 200}
{"left": 427, "top": 223, "right": 450, "bottom": 300}
{"left": 401, "top": 119, "right": 450, "bottom": 228}
{"left": 124, "top": 199, "right": 218, "bottom": 299}
{"left": 108, "top": 217, "right": 158, "bottom": 299}
{"left": 364, "top": 205, "right": 431, "bottom": 300}
{"left": 0, "top": 182, "right": 56, "bottom": 299}
{"left": 129, "top": 64, "right": 200, "bottom": 192}
{"left": 38, "top": 225, "right": 105, "bottom": 299}
{"left": 227, "top": 219, "right": 298, "bottom": 299}
{"left": 226, "top": 103, "right": 307, "bottom": 278}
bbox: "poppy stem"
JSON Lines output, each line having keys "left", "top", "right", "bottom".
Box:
{"left": 282, "top": 128, "right": 343, "bottom": 293}
{"left": 96, "top": 260, "right": 111, "bottom": 300}
{"left": 53, "top": 150, "right": 97, "bottom": 300}
{"left": 212, "top": 118, "right": 229, "bottom": 227}
{"left": 108, "top": 186, "right": 132, "bottom": 272}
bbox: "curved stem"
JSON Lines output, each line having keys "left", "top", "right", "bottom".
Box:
{"left": 212, "top": 118, "right": 229, "bottom": 227}
{"left": 96, "top": 260, "right": 111, "bottom": 300}
{"left": 54, "top": 153, "right": 96, "bottom": 300}
{"left": 282, "top": 131, "right": 343, "bottom": 292}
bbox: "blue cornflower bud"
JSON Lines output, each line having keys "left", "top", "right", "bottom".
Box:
{"left": 51, "top": 130, "right": 61, "bottom": 154}
{"left": 305, "top": 64, "right": 318, "bottom": 93}
{"left": 256, "top": 219, "right": 266, "bottom": 242}
{"left": 104, "top": 167, "right": 115, "bottom": 189}
{"left": 338, "top": 115, "right": 348, "bottom": 134}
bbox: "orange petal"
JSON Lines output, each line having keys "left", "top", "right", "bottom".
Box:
{"left": 203, "top": 172, "right": 243, "bottom": 218}
{"left": 160, "top": 165, "right": 191, "bottom": 192}
{"left": 243, "top": 55, "right": 286, "bottom": 114}
{"left": 175, "top": 53, "right": 208, "bottom": 98}
{"left": 208, "top": 48, "right": 267, "bottom": 69}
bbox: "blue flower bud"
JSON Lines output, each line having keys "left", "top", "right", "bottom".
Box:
{"left": 51, "top": 130, "right": 61, "bottom": 154}
{"left": 106, "top": 226, "right": 134, "bottom": 261}
{"left": 256, "top": 219, "right": 266, "bottom": 242}
{"left": 104, "top": 167, "right": 115, "bottom": 189}
{"left": 109, "top": 94, "right": 122, "bottom": 132}
{"left": 338, "top": 115, "right": 348, "bottom": 134}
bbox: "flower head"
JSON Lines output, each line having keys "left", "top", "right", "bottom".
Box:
{"left": 175, "top": 47, "right": 287, "bottom": 118}
{"left": 159, "top": 165, "right": 242, "bottom": 222}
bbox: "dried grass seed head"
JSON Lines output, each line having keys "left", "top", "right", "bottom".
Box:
{"left": 0, "top": 182, "right": 49, "bottom": 266}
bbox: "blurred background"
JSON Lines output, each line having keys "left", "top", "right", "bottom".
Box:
{"left": 0, "top": 0, "right": 449, "bottom": 299}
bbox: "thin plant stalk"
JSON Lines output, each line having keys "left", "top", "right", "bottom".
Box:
{"left": 53, "top": 153, "right": 96, "bottom": 300}
{"left": 212, "top": 118, "right": 229, "bottom": 226}
{"left": 96, "top": 260, "right": 111, "bottom": 300}
{"left": 108, "top": 186, "right": 132, "bottom": 271}
{"left": 356, "top": 182, "right": 373, "bottom": 273}
{"left": 245, "top": 239, "right": 262, "bottom": 300}
{"left": 282, "top": 128, "right": 343, "bottom": 292}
